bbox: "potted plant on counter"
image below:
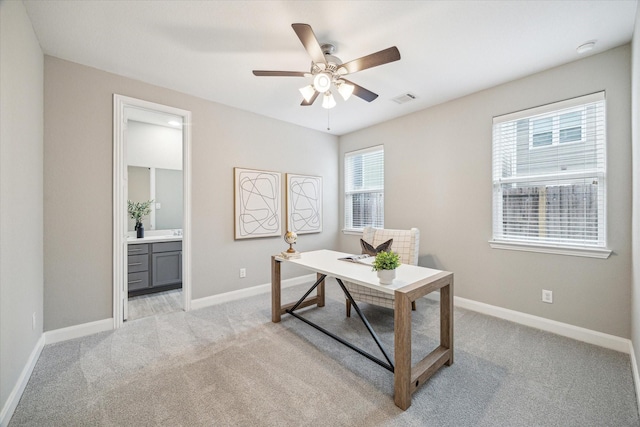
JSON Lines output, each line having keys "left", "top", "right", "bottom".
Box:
{"left": 372, "top": 250, "right": 400, "bottom": 284}
{"left": 127, "top": 199, "right": 153, "bottom": 238}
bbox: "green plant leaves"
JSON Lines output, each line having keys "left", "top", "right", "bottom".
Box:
{"left": 127, "top": 199, "right": 154, "bottom": 223}
{"left": 372, "top": 251, "right": 400, "bottom": 271}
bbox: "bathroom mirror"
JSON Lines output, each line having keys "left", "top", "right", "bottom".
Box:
{"left": 126, "top": 108, "right": 183, "bottom": 232}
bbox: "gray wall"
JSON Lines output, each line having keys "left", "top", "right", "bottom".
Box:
{"left": 631, "top": 5, "right": 640, "bottom": 385}
{"left": 339, "top": 45, "right": 632, "bottom": 338}
{"left": 2, "top": 3, "right": 636, "bottom": 420}
{"left": 43, "top": 56, "right": 339, "bottom": 330}
{"left": 0, "top": 0, "right": 44, "bottom": 416}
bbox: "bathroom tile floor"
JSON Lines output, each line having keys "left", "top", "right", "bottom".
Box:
{"left": 127, "top": 289, "right": 182, "bottom": 321}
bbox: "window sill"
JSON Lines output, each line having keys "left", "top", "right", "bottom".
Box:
{"left": 488, "top": 240, "right": 611, "bottom": 259}
{"left": 342, "top": 229, "right": 363, "bottom": 235}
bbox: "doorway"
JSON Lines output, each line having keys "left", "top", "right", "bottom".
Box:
{"left": 113, "top": 95, "right": 192, "bottom": 328}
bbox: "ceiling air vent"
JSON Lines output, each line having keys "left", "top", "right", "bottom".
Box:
{"left": 392, "top": 93, "right": 417, "bottom": 104}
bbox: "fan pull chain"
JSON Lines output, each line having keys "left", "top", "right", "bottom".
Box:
{"left": 327, "top": 108, "right": 331, "bottom": 131}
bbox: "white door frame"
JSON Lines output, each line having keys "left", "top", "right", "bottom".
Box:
{"left": 113, "top": 94, "right": 192, "bottom": 329}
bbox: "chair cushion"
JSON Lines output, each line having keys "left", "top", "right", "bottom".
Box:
{"left": 344, "top": 227, "right": 420, "bottom": 311}
{"left": 360, "top": 238, "right": 393, "bottom": 256}
{"left": 362, "top": 227, "right": 419, "bottom": 265}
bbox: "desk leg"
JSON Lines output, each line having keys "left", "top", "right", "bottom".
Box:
{"left": 394, "top": 292, "right": 413, "bottom": 410}
{"left": 441, "top": 280, "right": 454, "bottom": 365}
{"left": 271, "top": 256, "right": 281, "bottom": 323}
{"left": 316, "top": 273, "right": 325, "bottom": 307}
{"left": 393, "top": 273, "right": 454, "bottom": 410}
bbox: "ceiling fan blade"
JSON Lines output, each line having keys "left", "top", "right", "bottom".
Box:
{"left": 341, "top": 79, "right": 378, "bottom": 102}
{"left": 301, "top": 91, "right": 320, "bottom": 106}
{"left": 291, "top": 23, "right": 327, "bottom": 65}
{"left": 340, "top": 46, "right": 401, "bottom": 74}
{"left": 252, "top": 70, "right": 308, "bottom": 77}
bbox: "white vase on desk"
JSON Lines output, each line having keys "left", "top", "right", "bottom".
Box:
{"left": 377, "top": 269, "right": 396, "bottom": 285}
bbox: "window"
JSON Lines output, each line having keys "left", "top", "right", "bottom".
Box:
{"left": 491, "top": 92, "right": 609, "bottom": 258}
{"left": 530, "top": 108, "right": 585, "bottom": 148}
{"left": 344, "top": 145, "right": 384, "bottom": 231}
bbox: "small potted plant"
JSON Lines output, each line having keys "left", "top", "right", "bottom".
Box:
{"left": 372, "top": 251, "right": 400, "bottom": 284}
{"left": 127, "top": 199, "right": 153, "bottom": 238}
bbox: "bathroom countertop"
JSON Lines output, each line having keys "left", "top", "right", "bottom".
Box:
{"left": 127, "top": 235, "right": 182, "bottom": 244}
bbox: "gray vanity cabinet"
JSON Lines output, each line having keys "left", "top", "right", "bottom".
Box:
{"left": 127, "top": 244, "right": 149, "bottom": 292}
{"left": 151, "top": 242, "right": 182, "bottom": 288}
{"left": 128, "top": 241, "right": 182, "bottom": 295}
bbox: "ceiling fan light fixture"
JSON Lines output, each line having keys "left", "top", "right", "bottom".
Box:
{"left": 338, "top": 82, "right": 354, "bottom": 101}
{"left": 253, "top": 24, "right": 398, "bottom": 110}
{"left": 322, "top": 91, "right": 336, "bottom": 109}
{"left": 299, "top": 85, "right": 316, "bottom": 102}
{"left": 313, "top": 72, "right": 332, "bottom": 93}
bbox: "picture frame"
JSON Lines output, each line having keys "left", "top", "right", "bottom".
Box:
{"left": 234, "top": 167, "right": 282, "bottom": 239}
{"left": 286, "top": 173, "right": 322, "bottom": 234}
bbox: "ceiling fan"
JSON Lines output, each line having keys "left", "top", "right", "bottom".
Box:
{"left": 253, "top": 23, "right": 401, "bottom": 109}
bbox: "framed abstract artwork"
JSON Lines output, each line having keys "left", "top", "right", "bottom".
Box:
{"left": 234, "top": 168, "right": 282, "bottom": 239}
{"left": 286, "top": 174, "right": 322, "bottom": 234}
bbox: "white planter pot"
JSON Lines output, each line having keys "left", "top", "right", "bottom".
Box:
{"left": 377, "top": 269, "right": 396, "bottom": 285}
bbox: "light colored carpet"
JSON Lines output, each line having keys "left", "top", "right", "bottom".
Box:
{"left": 9, "top": 279, "right": 639, "bottom": 426}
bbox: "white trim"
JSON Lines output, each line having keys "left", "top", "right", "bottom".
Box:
{"left": 344, "top": 144, "right": 384, "bottom": 157}
{"left": 1, "top": 287, "right": 635, "bottom": 427}
{"left": 493, "top": 91, "right": 605, "bottom": 124}
{"left": 0, "top": 335, "right": 44, "bottom": 427}
{"left": 425, "top": 292, "right": 629, "bottom": 353}
{"left": 342, "top": 229, "right": 363, "bottom": 235}
{"left": 630, "top": 343, "right": 640, "bottom": 414}
{"left": 44, "top": 318, "right": 114, "bottom": 345}
{"left": 149, "top": 167, "right": 156, "bottom": 229}
{"left": 182, "top": 115, "right": 192, "bottom": 311}
{"left": 198, "top": 270, "right": 625, "bottom": 354}
{"left": 492, "top": 93, "right": 607, "bottom": 250}
{"left": 488, "top": 240, "right": 612, "bottom": 259}
{"left": 497, "top": 170, "right": 604, "bottom": 185}
{"left": 191, "top": 274, "right": 316, "bottom": 311}
{"left": 113, "top": 95, "right": 126, "bottom": 327}
{"left": 113, "top": 95, "right": 192, "bottom": 328}
{"left": 344, "top": 145, "right": 385, "bottom": 231}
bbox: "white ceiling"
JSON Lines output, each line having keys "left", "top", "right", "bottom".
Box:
{"left": 23, "top": 0, "right": 638, "bottom": 136}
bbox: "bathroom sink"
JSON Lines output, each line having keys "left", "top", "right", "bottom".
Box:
{"left": 127, "top": 234, "right": 182, "bottom": 242}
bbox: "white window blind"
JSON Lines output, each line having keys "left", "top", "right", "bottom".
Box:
{"left": 492, "top": 92, "right": 606, "bottom": 250}
{"left": 344, "top": 145, "right": 384, "bottom": 231}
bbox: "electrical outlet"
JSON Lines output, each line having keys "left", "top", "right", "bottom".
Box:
{"left": 32, "top": 312, "right": 36, "bottom": 330}
{"left": 239, "top": 268, "right": 246, "bottom": 278}
{"left": 542, "top": 290, "right": 553, "bottom": 304}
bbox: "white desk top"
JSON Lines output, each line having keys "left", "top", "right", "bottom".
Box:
{"left": 278, "top": 249, "right": 444, "bottom": 296}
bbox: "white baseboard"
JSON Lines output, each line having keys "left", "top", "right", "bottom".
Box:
{"left": 191, "top": 275, "right": 631, "bottom": 353}
{"left": 0, "top": 334, "right": 45, "bottom": 427}
{"left": 191, "top": 274, "right": 316, "bottom": 311}
{"left": 43, "top": 274, "right": 319, "bottom": 344}
{"left": 36, "top": 282, "right": 633, "bottom": 354}
{"left": 425, "top": 292, "right": 631, "bottom": 353}
{"left": 44, "top": 318, "right": 114, "bottom": 345}
{"left": 2, "top": 277, "right": 638, "bottom": 426}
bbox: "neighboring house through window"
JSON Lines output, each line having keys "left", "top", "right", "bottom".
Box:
{"left": 344, "top": 145, "right": 384, "bottom": 232}
{"left": 490, "top": 92, "right": 610, "bottom": 258}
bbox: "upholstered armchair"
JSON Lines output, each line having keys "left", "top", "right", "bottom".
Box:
{"left": 344, "top": 227, "right": 420, "bottom": 317}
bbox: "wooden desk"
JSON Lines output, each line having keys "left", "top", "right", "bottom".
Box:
{"left": 271, "top": 249, "right": 454, "bottom": 410}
